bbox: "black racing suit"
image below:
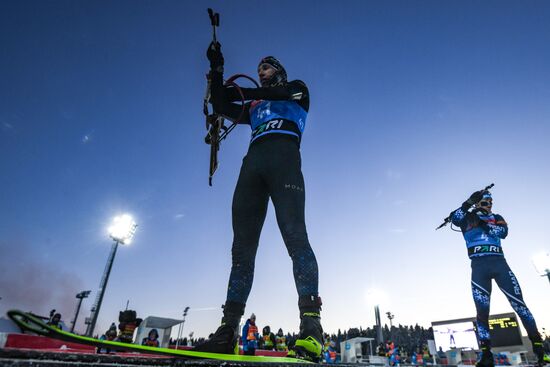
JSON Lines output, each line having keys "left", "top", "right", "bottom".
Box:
{"left": 210, "top": 70, "right": 319, "bottom": 306}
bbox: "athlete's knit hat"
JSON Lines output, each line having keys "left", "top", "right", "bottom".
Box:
{"left": 258, "top": 56, "right": 287, "bottom": 86}
{"left": 482, "top": 191, "right": 492, "bottom": 200}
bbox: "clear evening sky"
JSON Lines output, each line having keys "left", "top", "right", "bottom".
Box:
{"left": 1, "top": 0, "right": 549, "bottom": 339}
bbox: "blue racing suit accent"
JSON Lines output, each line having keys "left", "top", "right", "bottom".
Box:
{"left": 249, "top": 100, "right": 307, "bottom": 143}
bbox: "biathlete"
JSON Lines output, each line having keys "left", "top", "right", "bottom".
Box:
{"left": 194, "top": 41, "right": 323, "bottom": 361}
{"left": 450, "top": 189, "right": 546, "bottom": 367}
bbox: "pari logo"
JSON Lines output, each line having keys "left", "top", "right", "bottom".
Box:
{"left": 265, "top": 119, "right": 283, "bottom": 130}
{"left": 252, "top": 119, "right": 284, "bottom": 137}
{"left": 472, "top": 245, "right": 501, "bottom": 254}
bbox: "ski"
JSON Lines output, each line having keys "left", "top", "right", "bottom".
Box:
{"left": 7, "top": 310, "right": 313, "bottom": 364}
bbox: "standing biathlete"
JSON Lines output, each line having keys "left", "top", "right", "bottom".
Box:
{"left": 450, "top": 190, "right": 546, "bottom": 367}
{"left": 194, "top": 42, "right": 323, "bottom": 361}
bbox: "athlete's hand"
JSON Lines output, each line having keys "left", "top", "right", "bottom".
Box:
{"left": 476, "top": 217, "right": 490, "bottom": 231}
{"left": 207, "top": 41, "right": 224, "bottom": 69}
{"left": 466, "top": 190, "right": 485, "bottom": 205}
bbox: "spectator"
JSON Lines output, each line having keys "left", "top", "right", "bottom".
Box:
{"left": 142, "top": 328, "right": 160, "bottom": 347}
{"left": 97, "top": 324, "right": 117, "bottom": 354}
{"left": 117, "top": 310, "right": 142, "bottom": 343}
{"left": 242, "top": 313, "right": 259, "bottom": 355}
{"left": 259, "top": 325, "right": 276, "bottom": 351}
{"left": 276, "top": 328, "right": 288, "bottom": 352}
{"left": 324, "top": 338, "right": 337, "bottom": 364}
{"left": 437, "top": 346, "right": 447, "bottom": 362}
{"left": 47, "top": 312, "right": 62, "bottom": 330}
{"left": 377, "top": 343, "right": 386, "bottom": 356}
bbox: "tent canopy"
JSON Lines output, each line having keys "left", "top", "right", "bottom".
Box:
{"left": 143, "top": 316, "right": 182, "bottom": 329}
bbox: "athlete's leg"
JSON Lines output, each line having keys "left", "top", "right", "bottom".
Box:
{"left": 494, "top": 258, "right": 539, "bottom": 338}
{"left": 267, "top": 140, "right": 322, "bottom": 360}
{"left": 471, "top": 257, "right": 494, "bottom": 367}
{"left": 471, "top": 258, "right": 493, "bottom": 342}
{"left": 226, "top": 155, "right": 269, "bottom": 305}
{"left": 493, "top": 258, "right": 544, "bottom": 365}
{"left": 195, "top": 155, "right": 269, "bottom": 354}
{"left": 267, "top": 142, "right": 318, "bottom": 297}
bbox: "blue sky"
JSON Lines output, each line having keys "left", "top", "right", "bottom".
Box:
{"left": 1, "top": 0, "right": 549, "bottom": 340}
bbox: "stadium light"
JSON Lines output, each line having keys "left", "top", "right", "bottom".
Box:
{"left": 532, "top": 252, "right": 550, "bottom": 284}
{"left": 85, "top": 214, "right": 138, "bottom": 337}
{"left": 366, "top": 289, "right": 388, "bottom": 306}
{"left": 386, "top": 312, "right": 395, "bottom": 328}
{"left": 108, "top": 214, "right": 138, "bottom": 244}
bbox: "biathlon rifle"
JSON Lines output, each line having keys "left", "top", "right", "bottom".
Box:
{"left": 204, "top": 8, "right": 222, "bottom": 186}
{"left": 203, "top": 8, "right": 259, "bottom": 186}
{"left": 435, "top": 183, "right": 494, "bottom": 230}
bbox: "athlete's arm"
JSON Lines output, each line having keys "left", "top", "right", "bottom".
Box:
{"left": 210, "top": 71, "right": 251, "bottom": 124}
{"left": 225, "top": 80, "right": 310, "bottom": 110}
{"left": 482, "top": 214, "right": 508, "bottom": 239}
{"left": 450, "top": 207, "right": 468, "bottom": 226}
{"left": 450, "top": 193, "right": 482, "bottom": 227}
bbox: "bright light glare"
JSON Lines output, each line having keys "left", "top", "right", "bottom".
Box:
{"left": 532, "top": 252, "right": 550, "bottom": 276}
{"left": 108, "top": 214, "right": 137, "bottom": 244}
{"left": 365, "top": 288, "right": 389, "bottom": 306}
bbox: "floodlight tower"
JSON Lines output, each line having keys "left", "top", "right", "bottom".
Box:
{"left": 375, "top": 305, "right": 384, "bottom": 344}
{"left": 85, "top": 214, "right": 137, "bottom": 337}
{"left": 532, "top": 252, "right": 550, "bottom": 285}
{"left": 175, "top": 306, "right": 190, "bottom": 349}
{"left": 367, "top": 289, "right": 386, "bottom": 344}
{"left": 386, "top": 312, "right": 394, "bottom": 328}
{"left": 70, "top": 290, "right": 91, "bottom": 333}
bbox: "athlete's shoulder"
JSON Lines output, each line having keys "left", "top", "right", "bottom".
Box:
{"left": 288, "top": 79, "right": 308, "bottom": 89}
{"left": 287, "top": 80, "right": 309, "bottom": 101}
{"left": 493, "top": 213, "right": 507, "bottom": 224}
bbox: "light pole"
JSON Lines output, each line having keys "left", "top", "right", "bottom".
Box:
{"left": 367, "top": 289, "right": 387, "bottom": 345}
{"left": 532, "top": 252, "right": 550, "bottom": 285}
{"left": 85, "top": 214, "right": 137, "bottom": 337}
{"left": 386, "top": 312, "right": 395, "bottom": 341}
{"left": 71, "top": 290, "right": 91, "bottom": 333}
{"left": 375, "top": 305, "right": 384, "bottom": 344}
{"left": 386, "top": 312, "right": 394, "bottom": 328}
{"left": 175, "top": 307, "right": 190, "bottom": 349}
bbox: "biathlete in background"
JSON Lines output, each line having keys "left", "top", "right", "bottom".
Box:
{"left": 194, "top": 39, "right": 323, "bottom": 361}
{"left": 449, "top": 189, "right": 547, "bottom": 367}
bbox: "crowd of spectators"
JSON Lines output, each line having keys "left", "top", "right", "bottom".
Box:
{"left": 170, "top": 322, "right": 435, "bottom": 357}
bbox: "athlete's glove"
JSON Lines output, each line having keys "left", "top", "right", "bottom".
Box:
{"left": 475, "top": 215, "right": 490, "bottom": 230}
{"left": 466, "top": 190, "right": 485, "bottom": 206}
{"left": 207, "top": 41, "right": 224, "bottom": 70}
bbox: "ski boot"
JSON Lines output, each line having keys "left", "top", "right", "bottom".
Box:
{"left": 530, "top": 335, "right": 547, "bottom": 367}
{"left": 289, "top": 295, "right": 324, "bottom": 362}
{"left": 193, "top": 301, "right": 244, "bottom": 354}
{"left": 476, "top": 340, "right": 494, "bottom": 367}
